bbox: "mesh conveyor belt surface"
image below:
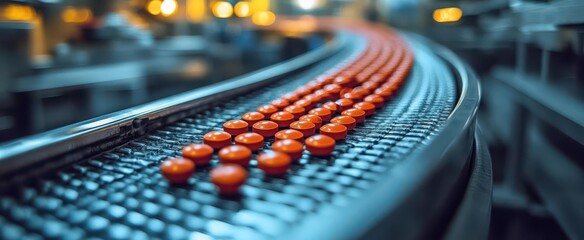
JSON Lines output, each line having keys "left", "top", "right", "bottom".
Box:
{"left": 0, "top": 35, "right": 456, "bottom": 240}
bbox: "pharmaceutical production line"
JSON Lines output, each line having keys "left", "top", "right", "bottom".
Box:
{"left": 0, "top": 16, "right": 488, "bottom": 239}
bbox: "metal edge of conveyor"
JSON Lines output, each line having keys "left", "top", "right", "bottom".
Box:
{"left": 0, "top": 31, "right": 357, "bottom": 177}
{"left": 284, "top": 33, "right": 481, "bottom": 240}
{"left": 444, "top": 127, "right": 493, "bottom": 240}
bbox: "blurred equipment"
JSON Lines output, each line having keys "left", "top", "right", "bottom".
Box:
{"left": 0, "top": 0, "right": 317, "bottom": 142}
{"left": 379, "top": 0, "right": 584, "bottom": 239}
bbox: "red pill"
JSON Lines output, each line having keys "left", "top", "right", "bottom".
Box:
{"left": 341, "top": 108, "right": 366, "bottom": 123}
{"left": 275, "top": 129, "right": 304, "bottom": 142}
{"left": 234, "top": 132, "right": 264, "bottom": 151}
{"left": 371, "top": 73, "right": 387, "bottom": 83}
{"left": 306, "top": 81, "right": 323, "bottom": 91}
{"left": 359, "top": 72, "right": 373, "bottom": 81}
{"left": 313, "top": 89, "right": 330, "bottom": 101}
{"left": 333, "top": 76, "right": 356, "bottom": 88}
{"left": 290, "top": 120, "right": 316, "bottom": 137}
{"left": 323, "top": 84, "right": 342, "bottom": 99}
{"left": 304, "top": 94, "right": 323, "bottom": 105}
{"left": 282, "top": 92, "right": 300, "bottom": 103}
{"left": 374, "top": 88, "right": 393, "bottom": 100}
{"left": 340, "top": 88, "right": 352, "bottom": 97}
{"left": 182, "top": 143, "right": 213, "bottom": 165}
{"left": 374, "top": 71, "right": 388, "bottom": 79}
{"left": 342, "top": 91, "right": 364, "bottom": 102}
{"left": 223, "top": 120, "right": 249, "bottom": 136}
{"left": 242, "top": 112, "right": 265, "bottom": 126}
{"left": 257, "top": 151, "right": 292, "bottom": 176}
{"left": 256, "top": 105, "right": 278, "bottom": 119}
{"left": 298, "top": 114, "right": 323, "bottom": 129}
{"left": 252, "top": 120, "right": 279, "bottom": 137}
{"left": 218, "top": 145, "right": 252, "bottom": 167}
{"left": 330, "top": 116, "right": 357, "bottom": 131}
{"left": 364, "top": 94, "right": 385, "bottom": 109}
{"left": 271, "top": 99, "right": 290, "bottom": 110}
{"left": 322, "top": 101, "right": 338, "bottom": 113}
{"left": 308, "top": 108, "right": 332, "bottom": 122}
{"left": 380, "top": 82, "right": 398, "bottom": 91}
{"left": 294, "top": 86, "right": 312, "bottom": 97}
{"left": 352, "top": 87, "right": 371, "bottom": 97}
{"left": 305, "top": 135, "right": 335, "bottom": 156}
{"left": 354, "top": 102, "right": 376, "bottom": 116}
{"left": 294, "top": 99, "right": 314, "bottom": 110}
{"left": 314, "top": 75, "right": 332, "bottom": 85}
{"left": 160, "top": 158, "right": 195, "bottom": 183}
{"left": 270, "top": 111, "right": 295, "bottom": 128}
{"left": 362, "top": 81, "right": 380, "bottom": 92}
{"left": 272, "top": 139, "right": 304, "bottom": 161}
{"left": 319, "top": 123, "right": 348, "bottom": 140}
{"left": 323, "top": 83, "right": 341, "bottom": 93}
{"left": 203, "top": 131, "right": 232, "bottom": 149}
{"left": 283, "top": 105, "right": 305, "bottom": 119}
{"left": 335, "top": 98, "right": 354, "bottom": 112}
{"left": 211, "top": 164, "right": 247, "bottom": 195}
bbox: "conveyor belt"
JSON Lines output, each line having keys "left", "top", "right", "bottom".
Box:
{"left": 0, "top": 23, "right": 478, "bottom": 240}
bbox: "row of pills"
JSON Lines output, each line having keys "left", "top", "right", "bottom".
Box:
{"left": 160, "top": 22, "right": 414, "bottom": 195}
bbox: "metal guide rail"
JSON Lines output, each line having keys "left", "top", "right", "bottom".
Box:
{"left": 0, "top": 23, "right": 481, "bottom": 239}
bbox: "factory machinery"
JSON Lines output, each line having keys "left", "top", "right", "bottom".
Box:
{"left": 405, "top": 0, "right": 584, "bottom": 239}
{"left": 0, "top": 18, "right": 488, "bottom": 239}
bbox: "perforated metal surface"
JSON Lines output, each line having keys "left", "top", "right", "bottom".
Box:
{"left": 0, "top": 35, "right": 456, "bottom": 240}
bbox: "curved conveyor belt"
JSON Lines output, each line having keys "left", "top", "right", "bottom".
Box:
{"left": 0, "top": 24, "right": 484, "bottom": 240}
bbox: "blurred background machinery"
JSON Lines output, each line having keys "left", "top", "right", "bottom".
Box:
{"left": 0, "top": 0, "right": 334, "bottom": 141}
{"left": 377, "top": 0, "right": 584, "bottom": 239}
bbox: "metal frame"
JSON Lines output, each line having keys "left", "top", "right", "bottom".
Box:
{"left": 492, "top": 67, "right": 584, "bottom": 145}
{"left": 515, "top": 0, "right": 584, "bottom": 27}
{"left": 0, "top": 32, "right": 352, "bottom": 177}
{"left": 444, "top": 128, "right": 493, "bottom": 240}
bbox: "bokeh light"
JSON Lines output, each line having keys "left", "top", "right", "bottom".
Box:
{"left": 212, "top": 1, "right": 233, "bottom": 19}
{"left": 62, "top": 7, "right": 92, "bottom": 23}
{"left": 252, "top": 10, "right": 275, "bottom": 26}
{"left": 146, "top": 0, "right": 162, "bottom": 16}
{"left": 234, "top": 1, "right": 252, "bottom": 17}
{"left": 251, "top": 0, "right": 269, "bottom": 12}
{"left": 2, "top": 4, "right": 36, "bottom": 21}
{"left": 295, "top": 0, "right": 320, "bottom": 10}
{"left": 187, "top": 0, "right": 206, "bottom": 22}
{"left": 160, "top": 0, "right": 178, "bottom": 17}
{"left": 433, "top": 7, "right": 463, "bottom": 23}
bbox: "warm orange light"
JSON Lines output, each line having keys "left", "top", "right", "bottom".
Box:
{"left": 187, "top": 0, "right": 206, "bottom": 22}
{"left": 252, "top": 10, "right": 275, "bottom": 26}
{"left": 2, "top": 4, "right": 36, "bottom": 21}
{"left": 147, "top": 0, "right": 162, "bottom": 15}
{"left": 62, "top": 7, "right": 76, "bottom": 22}
{"left": 160, "top": 0, "right": 178, "bottom": 17}
{"left": 180, "top": 60, "right": 208, "bottom": 78}
{"left": 212, "top": 1, "right": 233, "bottom": 18}
{"left": 76, "top": 8, "right": 92, "bottom": 23}
{"left": 433, "top": 7, "right": 463, "bottom": 23}
{"left": 251, "top": 0, "right": 269, "bottom": 12}
{"left": 62, "top": 7, "right": 93, "bottom": 23}
{"left": 234, "top": 1, "right": 252, "bottom": 17}
{"left": 279, "top": 16, "right": 317, "bottom": 33}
